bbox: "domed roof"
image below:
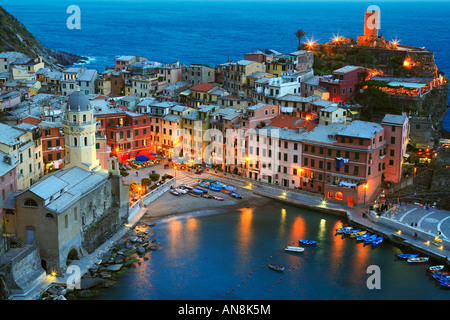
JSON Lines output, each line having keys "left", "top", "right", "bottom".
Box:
{"left": 67, "top": 89, "right": 91, "bottom": 112}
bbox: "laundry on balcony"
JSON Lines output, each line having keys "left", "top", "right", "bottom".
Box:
{"left": 338, "top": 181, "right": 357, "bottom": 188}
{"left": 334, "top": 157, "right": 349, "bottom": 169}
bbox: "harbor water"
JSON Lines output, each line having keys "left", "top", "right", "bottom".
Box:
{"left": 95, "top": 202, "right": 449, "bottom": 300}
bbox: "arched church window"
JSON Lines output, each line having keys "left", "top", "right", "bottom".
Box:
{"left": 74, "top": 137, "right": 78, "bottom": 147}
{"left": 84, "top": 137, "right": 88, "bottom": 146}
{"left": 83, "top": 114, "right": 87, "bottom": 122}
{"left": 73, "top": 115, "right": 77, "bottom": 122}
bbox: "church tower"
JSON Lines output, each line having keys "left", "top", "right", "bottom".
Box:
{"left": 63, "top": 87, "right": 100, "bottom": 172}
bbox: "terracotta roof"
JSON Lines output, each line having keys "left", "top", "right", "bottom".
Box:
{"left": 190, "top": 82, "right": 217, "bottom": 92}
{"left": 268, "top": 115, "right": 317, "bottom": 132}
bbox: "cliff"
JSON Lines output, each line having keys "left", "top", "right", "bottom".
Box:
{"left": 0, "top": 5, "right": 86, "bottom": 70}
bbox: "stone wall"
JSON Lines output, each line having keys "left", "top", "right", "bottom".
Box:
{"left": 430, "top": 148, "right": 450, "bottom": 192}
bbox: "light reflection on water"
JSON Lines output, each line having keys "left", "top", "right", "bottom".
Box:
{"left": 96, "top": 203, "right": 450, "bottom": 300}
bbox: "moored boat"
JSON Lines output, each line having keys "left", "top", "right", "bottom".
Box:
{"left": 372, "top": 236, "right": 383, "bottom": 246}
{"left": 356, "top": 233, "right": 370, "bottom": 241}
{"left": 268, "top": 263, "right": 285, "bottom": 272}
{"left": 285, "top": 246, "right": 305, "bottom": 253}
{"left": 364, "top": 234, "right": 377, "bottom": 244}
{"left": 201, "top": 193, "right": 212, "bottom": 199}
{"left": 298, "top": 240, "right": 317, "bottom": 245}
{"left": 170, "top": 189, "right": 181, "bottom": 196}
{"left": 336, "top": 226, "right": 353, "bottom": 234}
{"left": 198, "top": 181, "right": 209, "bottom": 188}
{"left": 428, "top": 270, "right": 450, "bottom": 276}
{"left": 221, "top": 188, "right": 232, "bottom": 194}
{"left": 175, "top": 187, "right": 187, "bottom": 194}
{"left": 344, "top": 228, "right": 360, "bottom": 235}
{"left": 407, "top": 257, "right": 429, "bottom": 263}
{"left": 397, "top": 253, "right": 419, "bottom": 259}
{"left": 350, "top": 230, "right": 366, "bottom": 238}
{"left": 429, "top": 265, "right": 445, "bottom": 271}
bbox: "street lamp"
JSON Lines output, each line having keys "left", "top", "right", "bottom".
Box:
{"left": 364, "top": 183, "right": 369, "bottom": 206}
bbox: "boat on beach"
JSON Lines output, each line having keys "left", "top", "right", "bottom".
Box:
{"left": 285, "top": 246, "right": 305, "bottom": 253}
{"left": 268, "top": 263, "right": 285, "bottom": 272}
{"left": 212, "top": 195, "right": 224, "bottom": 201}
{"left": 208, "top": 185, "right": 221, "bottom": 191}
{"left": 221, "top": 188, "right": 232, "bottom": 194}
{"left": 175, "top": 187, "right": 187, "bottom": 194}
{"left": 230, "top": 192, "right": 242, "bottom": 199}
{"left": 407, "top": 257, "right": 429, "bottom": 263}
{"left": 193, "top": 187, "right": 208, "bottom": 194}
{"left": 188, "top": 191, "right": 201, "bottom": 197}
{"left": 201, "top": 193, "right": 213, "bottom": 199}
{"left": 170, "top": 189, "right": 181, "bottom": 196}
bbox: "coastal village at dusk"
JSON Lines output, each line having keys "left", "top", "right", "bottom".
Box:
{"left": 0, "top": 4, "right": 450, "bottom": 303}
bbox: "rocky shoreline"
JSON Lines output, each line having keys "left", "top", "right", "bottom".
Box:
{"left": 39, "top": 222, "right": 158, "bottom": 300}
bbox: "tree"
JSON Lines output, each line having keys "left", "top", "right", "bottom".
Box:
{"left": 149, "top": 173, "right": 160, "bottom": 182}
{"left": 294, "top": 29, "right": 306, "bottom": 50}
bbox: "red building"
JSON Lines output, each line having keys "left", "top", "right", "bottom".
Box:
{"left": 300, "top": 120, "right": 385, "bottom": 206}
{"left": 319, "top": 66, "right": 367, "bottom": 103}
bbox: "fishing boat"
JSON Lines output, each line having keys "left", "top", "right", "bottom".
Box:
{"left": 226, "top": 185, "right": 236, "bottom": 192}
{"left": 428, "top": 270, "right": 450, "bottom": 276}
{"left": 397, "top": 254, "right": 419, "bottom": 259}
{"left": 429, "top": 265, "right": 445, "bottom": 271}
{"left": 214, "top": 182, "right": 227, "bottom": 188}
{"left": 438, "top": 282, "right": 450, "bottom": 289}
{"left": 221, "top": 188, "right": 232, "bottom": 194}
{"left": 208, "top": 185, "right": 221, "bottom": 192}
{"left": 285, "top": 246, "right": 305, "bottom": 253}
{"left": 372, "top": 236, "right": 383, "bottom": 246}
{"left": 181, "top": 184, "right": 194, "bottom": 190}
{"left": 193, "top": 187, "right": 208, "bottom": 194}
{"left": 212, "top": 195, "right": 224, "bottom": 201}
{"left": 198, "top": 181, "right": 209, "bottom": 188}
{"left": 175, "top": 187, "right": 187, "bottom": 194}
{"left": 336, "top": 226, "right": 353, "bottom": 234}
{"left": 201, "top": 193, "right": 212, "bottom": 199}
{"left": 170, "top": 189, "right": 181, "bottom": 196}
{"left": 364, "top": 234, "right": 377, "bottom": 244}
{"left": 356, "top": 233, "right": 370, "bottom": 241}
{"left": 188, "top": 191, "right": 200, "bottom": 197}
{"left": 350, "top": 230, "right": 366, "bottom": 238}
{"left": 432, "top": 274, "right": 450, "bottom": 280}
{"left": 344, "top": 228, "right": 360, "bottom": 235}
{"left": 268, "top": 263, "right": 285, "bottom": 272}
{"left": 407, "top": 257, "right": 429, "bottom": 263}
{"left": 298, "top": 240, "right": 317, "bottom": 245}
{"left": 230, "top": 192, "right": 242, "bottom": 199}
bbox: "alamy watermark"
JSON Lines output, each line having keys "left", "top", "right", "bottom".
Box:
{"left": 366, "top": 5, "right": 381, "bottom": 31}
{"left": 67, "top": 5, "right": 81, "bottom": 30}
{"left": 66, "top": 265, "right": 81, "bottom": 290}
{"left": 366, "top": 265, "right": 381, "bottom": 290}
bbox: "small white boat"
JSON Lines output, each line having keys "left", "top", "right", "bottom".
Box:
{"left": 336, "top": 226, "right": 353, "bottom": 234}
{"left": 175, "top": 187, "right": 187, "bottom": 194}
{"left": 285, "top": 246, "right": 305, "bottom": 253}
{"left": 429, "top": 265, "right": 445, "bottom": 271}
{"left": 407, "top": 257, "right": 429, "bottom": 263}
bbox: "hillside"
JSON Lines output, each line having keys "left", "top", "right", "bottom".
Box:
{"left": 0, "top": 5, "right": 86, "bottom": 69}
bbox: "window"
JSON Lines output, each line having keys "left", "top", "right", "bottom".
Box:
{"left": 391, "top": 137, "right": 395, "bottom": 144}
{"left": 45, "top": 213, "right": 54, "bottom": 220}
{"left": 24, "top": 198, "right": 38, "bottom": 207}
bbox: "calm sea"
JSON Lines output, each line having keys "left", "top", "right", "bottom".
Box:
{"left": 92, "top": 202, "right": 449, "bottom": 300}
{"left": 2, "top": 0, "right": 449, "bottom": 129}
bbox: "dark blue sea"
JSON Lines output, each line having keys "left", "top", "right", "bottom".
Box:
{"left": 1, "top": 0, "right": 449, "bottom": 129}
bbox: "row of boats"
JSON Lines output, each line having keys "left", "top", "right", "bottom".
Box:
{"left": 335, "top": 226, "right": 383, "bottom": 246}
{"left": 269, "top": 239, "right": 317, "bottom": 272}
{"left": 169, "top": 180, "right": 243, "bottom": 200}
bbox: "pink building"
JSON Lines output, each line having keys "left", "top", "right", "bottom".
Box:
{"left": 0, "top": 152, "right": 18, "bottom": 230}
{"left": 0, "top": 91, "right": 21, "bottom": 111}
{"left": 239, "top": 103, "right": 281, "bottom": 131}
{"left": 381, "top": 113, "right": 410, "bottom": 184}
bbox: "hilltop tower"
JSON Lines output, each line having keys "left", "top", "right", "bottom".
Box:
{"left": 357, "top": 9, "right": 389, "bottom": 48}
{"left": 63, "top": 87, "right": 100, "bottom": 172}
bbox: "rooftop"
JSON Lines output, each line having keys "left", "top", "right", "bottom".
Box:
{"left": 338, "top": 120, "right": 384, "bottom": 139}
{"left": 381, "top": 114, "right": 408, "bottom": 126}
